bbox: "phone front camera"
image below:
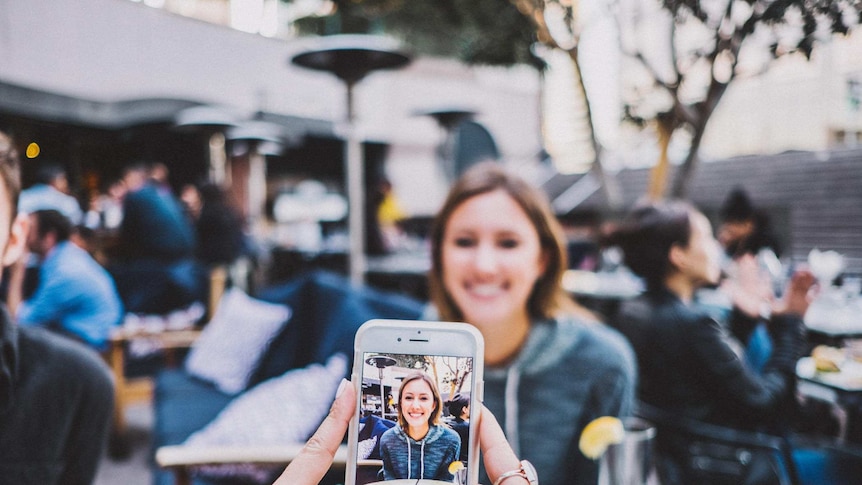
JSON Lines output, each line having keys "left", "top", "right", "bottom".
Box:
{"left": 397, "top": 337, "right": 402, "bottom": 342}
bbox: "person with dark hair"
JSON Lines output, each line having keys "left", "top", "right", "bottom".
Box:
{"left": 378, "top": 371, "right": 462, "bottom": 481}
{"left": 608, "top": 200, "right": 822, "bottom": 483}
{"left": 110, "top": 162, "right": 203, "bottom": 314}
{"left": 446, "top": 393, "right": 471, "bottom": 462}
{"left": 0, "top": 130, "right": 114, "bottom": 484}
{"left": 18, "top": 161, "right": 83, "bottom": 225}
{"left": 716, "top": 187, "right": 785, "bottom": 373}
{"left": 6, "top": 209, "right": 123, "bottom": 350}
{"left": 718, "top": 186, "right": 781, "bottom": 259}
{"left": 193, "top": 183, "right": 247, "bottom": 267}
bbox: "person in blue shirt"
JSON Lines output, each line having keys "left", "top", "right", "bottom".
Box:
{"left": 7, "top": 209, "right": 123, "bottom": 349}
{"left": 18, "top": 162, "right": 83, "bottom": 225}
{"left": 110, "top": 163, "right": 203, "bottom": 314}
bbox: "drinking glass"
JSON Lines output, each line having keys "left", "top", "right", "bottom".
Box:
{"left": 598, "top": 417, "right": 657, "bottom": 485}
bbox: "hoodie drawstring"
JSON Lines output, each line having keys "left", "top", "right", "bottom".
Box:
{"left": 406, "top": 434, "right": 427, "bottom": 479}
{"left": 504, "top": 365, "right": 521, "bottom": 456}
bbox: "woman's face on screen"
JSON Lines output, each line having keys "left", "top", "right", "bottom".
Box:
{"left": 399, "top": 378, "right": 436, "bottom": 429}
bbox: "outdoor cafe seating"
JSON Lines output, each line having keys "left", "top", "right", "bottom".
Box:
{"left": 151, "top": 270, "right": 424, "bottom": 485}
{"left": 564, "top": 250, "right": 862, "bottom": 483}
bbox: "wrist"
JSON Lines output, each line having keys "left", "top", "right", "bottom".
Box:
{"left": 493, "top": 460, "right": 538, "bottom": 485}
{"left": 495, "top": 477, "right": 529, "bottom": 484}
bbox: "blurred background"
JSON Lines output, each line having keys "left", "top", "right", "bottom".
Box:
{"left": 3, "top": 0, "right": 860, "bottom": 279}
{"left": 1, "top": 1, "right": 860, "bottom": 483}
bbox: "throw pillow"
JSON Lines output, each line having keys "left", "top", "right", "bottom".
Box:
{"left": 184, "top": 353, "right": 349, "bottom": 446}
{"left": 184, "top": 287, "right": 291, "bottom": 394}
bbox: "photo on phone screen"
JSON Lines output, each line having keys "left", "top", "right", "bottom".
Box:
{"left": 347, "top": 321, "right": 482, "bottom": 485}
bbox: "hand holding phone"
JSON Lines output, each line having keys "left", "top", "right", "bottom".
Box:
{"left": 273, "top": 383, "right": 531, "bottom": 485}
{"left": 347, "top": 319, "right": 484, "bottom": 485}
{"left": 274, "top": 320, "right": 532, "bottom": 485}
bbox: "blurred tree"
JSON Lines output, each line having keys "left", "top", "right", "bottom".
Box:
{"left": 285, "top": 0, "right": 622, "bottom": 205}
{"left": 619, "top": 0, "right": 862, "bottom": 198}
{"left": 289, "top": 0, "right": 542, "bottom": 68}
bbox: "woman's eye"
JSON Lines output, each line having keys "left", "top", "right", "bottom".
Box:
{"left": 453, "top": 237, "right": 475, "bottom": 247}
{"left": 498, "top": 238, "right": 519, "bottom": 249}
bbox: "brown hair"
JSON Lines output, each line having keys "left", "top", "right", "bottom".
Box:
{"left": 396, "top": 372, "right": 443, "bottom": 430}
{"left": 0, "top": 131, "right": 21, "bottom": 220}
{"left": 428, "top": 162, "right": 582, "bottom": 323}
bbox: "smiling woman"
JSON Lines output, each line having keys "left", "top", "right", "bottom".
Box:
{"left": 425, "top": 161, "right": 637, "bottom": 485}
{"left": 378, "top": 371, "right": 461, "bottom": 481}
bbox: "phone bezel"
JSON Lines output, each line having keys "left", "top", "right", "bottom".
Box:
{"left": 345, "top": 319, "right": 484, "bottom": 485}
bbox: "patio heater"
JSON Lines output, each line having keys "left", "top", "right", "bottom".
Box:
{"left": 365, "top": 354, "right": 397, "bottom": 419}
{"left": 225, "top": 120, "right": 286, "bottom": 236}
{"left": 291, "top": 35, "right": 411, "bottom": 286}
{"left": 173, "top": 105, "right": 241, "bottom": 185}
{"left": 417, "top": 108, "right": 476, "bottom": 183}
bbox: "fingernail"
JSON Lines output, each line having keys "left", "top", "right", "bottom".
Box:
{"left": 335, "top": 378, "right": 348, "bottom": 398}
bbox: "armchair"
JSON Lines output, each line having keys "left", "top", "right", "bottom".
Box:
{"left": 155, "top": 444, "right": 349, "bottom": 485}
{"left": 634, "top": 401, "right": 799, "bottom": 485}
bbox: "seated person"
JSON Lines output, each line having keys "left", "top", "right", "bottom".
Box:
{"left": 379, "top": 372, "right": 461, "bottom": 481}
{"left": 607, "top": 200, "right": 833, "bottom": 483}
{"left": 718, "top": 186, "right": 782, "bottom": 261}
{"left": 7, "top": 209, "right": 123, "bottom": 350}
{"left": 110, "top": 163, "right": 203, "bottom": 314}
{"left": 446, "top": 393, "right": 471, "bottom": 463}
{"left": 18, "top": 161, "right": 83, "bottom": 225}
{"left": 0, "top": 129, "right": 114, "bottom": 483}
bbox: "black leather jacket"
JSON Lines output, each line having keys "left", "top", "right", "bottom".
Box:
{"left": 613, "top": 287, "right": 805, "bottom": 431}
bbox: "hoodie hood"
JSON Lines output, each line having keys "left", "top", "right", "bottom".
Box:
{"left": 391, "top": 423, "right": 448, "bottom": 446}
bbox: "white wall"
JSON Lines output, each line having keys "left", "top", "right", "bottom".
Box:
{"left": 0, "top": 0, "right": 543, "bottom": 215}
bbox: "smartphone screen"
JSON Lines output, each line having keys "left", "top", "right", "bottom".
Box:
{"left": 347, "top": 320, "right": 483, "bottom": 485}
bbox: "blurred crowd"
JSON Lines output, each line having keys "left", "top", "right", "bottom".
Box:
{"left": 8, "top": 158, "right": 251, "bottom": 346}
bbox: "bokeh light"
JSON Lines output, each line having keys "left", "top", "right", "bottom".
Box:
{"left": 25, "top": 142, "right": 40, "bottom": 158}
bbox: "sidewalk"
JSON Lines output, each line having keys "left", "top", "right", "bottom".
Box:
{"left": 95, "top": 402, "right": 154, "bottom": 485}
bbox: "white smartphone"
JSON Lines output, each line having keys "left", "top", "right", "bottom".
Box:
{"left": 346, "top": 319, "right": 484, "bottom": 485}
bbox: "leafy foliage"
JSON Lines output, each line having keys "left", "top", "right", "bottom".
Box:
{"left": 289, "top": 0, "right": 543, "bottom": 68}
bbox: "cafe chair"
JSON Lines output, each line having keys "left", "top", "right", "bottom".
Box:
{"left": 104, "top": 265, "right": 228, "bottom": 458}
{"left": 634, "top": 401, "right": 800, "bottom": 485}
{"left": 156, "top": 443, "right": 349, "bottom": 485}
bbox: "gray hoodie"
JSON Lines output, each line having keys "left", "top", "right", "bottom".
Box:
{"left": 481, "top": 316, "right": 636, "bottom": 485}
{"left": 379, "top": 423, "right": 461, "bottom": 480}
